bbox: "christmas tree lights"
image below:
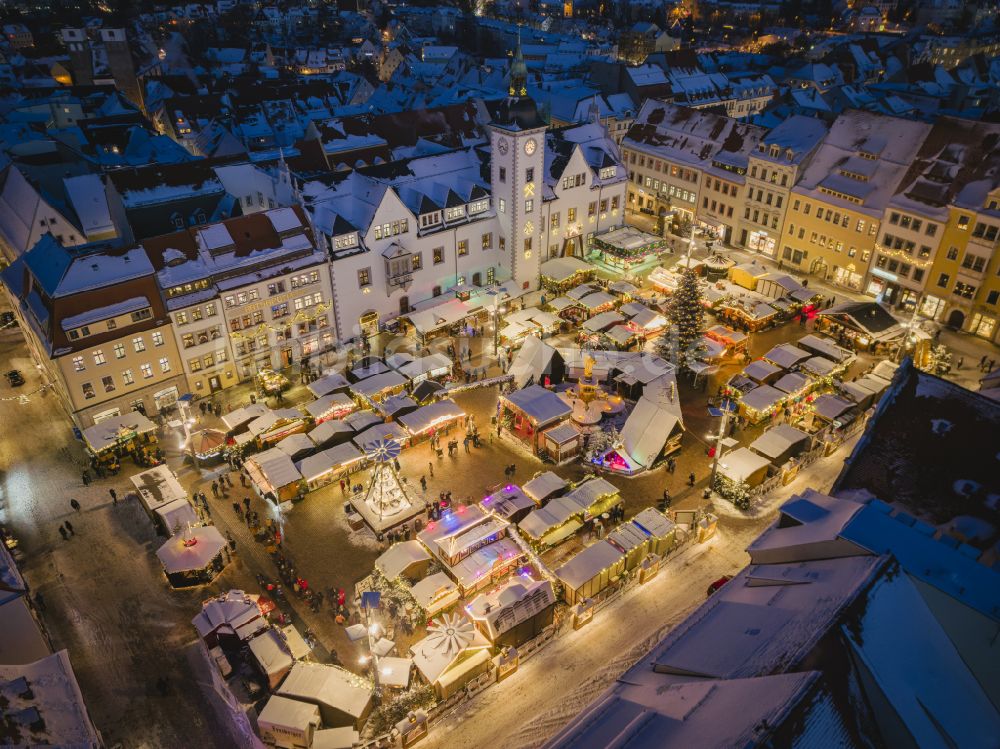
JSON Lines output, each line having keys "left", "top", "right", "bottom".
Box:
{"left": 657, "top": 267, "right": 705, "bottom": 372}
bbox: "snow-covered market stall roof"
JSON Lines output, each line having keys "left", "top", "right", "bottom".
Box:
{"left": 156, "top": 525, "right": 226, "bottom": 573}
{"left": 246, "top": 448, "right": 303, "bottom": 494}
{"left": 718, "top": 447, "right": 771, "bottom": 483}
{"left": 221, "top": 402, "right": 270, "bottom": 432}
{"left": 523, "top": 471, "right": 568, "bottom": 504}
{"left": 397, "top": 399, "right": 465, "bottom": 436}
{"left": 502, "top": 385, "right": 572, "bottom": 426}
{"left": 307, "top": 372, "right": 350, "bottom": 398}
{"left": 83, "top": 411, "right": 156, "bottom": 453}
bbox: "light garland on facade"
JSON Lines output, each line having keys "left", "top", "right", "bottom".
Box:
{"left": 228, "top": 303, "right": 333, "bottom": 342}
{"left": 874, "top": 244, "right": 933, "bottom": 268}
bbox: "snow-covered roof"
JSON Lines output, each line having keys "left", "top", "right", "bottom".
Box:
{"left": 410, "top": 571, "right": 459, "bottom": 611}
{"left": 350, "top": 371, "right": 408, "bottom": 398}
{"left": 409, "top": 612, "right": 490, "bottom": 685}
{"left": 277, "top": 662, "right": 374, "bottom": 721}
{"left": 555, "top": 540, "right": 623, "bottom": 590}
{"left": 741, "top": 385, "right": 785, "bottom": 413}
{"left": 841, "top": 502, "right": 1000, "bottom": 621}
{"left": 396, "top": 352, "right": 452, "bottom": 380}
{"left": 63, "top": 173, "right": 115, "bottom": 237}
{"left": 522, "top": 471, "right": 568, "bottom": 503}
{"left": 130, "top": 464, "right": 187, "bottom": 513}
{"left": 296, "top": 442, "right": 363, "bottom": 481}
{"left": 565, "top": 477, "right": 619, "bottom": 509}
{"left": 747, "top": 490, "right": 867, "bottom": 564}
{"left": 221, "top": 402, "right": 270, "bottom": 431}
{"left": 503, "top": 385, "right": 572, "bottom": 425}
{"left": 509, "top": 335, "right": 560, "bottom": 389}
{"left": 276, "top": 433, "right": 314, "bottom": 459}
{"left": 773, "top": 372, "right": 811, "bottom": 395}
{"left": 303, "top": 392, "right": 355, "bottom": 419}
{"left": 82, "top": 411, "right": 156, "bottom": 452}
{"left": 0, "top": 651, "right": 101, "bottom": 747}
{"left": 247, "top": 448, "right": 302, "bottom": 490}
{"left": 811, "top": 393, "right": 855, "bottom": 421}
{"left": 540, "top": 255, "right": 592, "bottom": 282}
{"left": 375, "top": 540, "right": 432, "bottom": 581}
{"left": 845, "top": 566, "right": 1000, "bottom": 744}
{"left": 156, "top": 525, "right": 226, "bottom": 573}
{"left": 481, "top": 484, "right": 536, "bottom": 520}
{"left": 306, "top": 419, "right": 355, "bottom": 448}
{"left": 352, "top": 421, "right": 407, "bottom": 451}
{"left": 620, "top": 386, "right": 683, "bottom": 469}
{"left": 397, "top": 398, "right": 465, "bottom": 435}
{"left": 257, "top": 694, "right": 320, "bottom": 732}
{"left": 748, "top": 424, "right": 811, "bottom": 462}
{"left": 582, "top": 310, "right": 625, "bottom": 333}
{"left": 191, "top": 590, "right": 267, "bottom": 642}
{"left": 718, "top": 447, "right": 771, "bottom": 483}
{"left": 762, "top": 343, "right": 811, "bottom": 370}
{"left": 465, "top": 577, "right": 555, "bottom": 641}
{"left": 307, "top": 372, "right": 350, "bottom": 398}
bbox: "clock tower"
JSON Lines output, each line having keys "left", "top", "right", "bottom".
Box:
{"left": 488, "top": 37, "right": 546, "bottom": 295}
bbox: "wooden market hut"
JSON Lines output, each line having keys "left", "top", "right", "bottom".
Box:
{"left": 245, "top": 447, "right": 304, "bottom": 504}
{"left": 522, "top": 471, "right": 569, "bottom": 505}
{"left": 466, "top": 578, "right": 556, "bottom": 649}
{"left": 130, "top": 464, "right": 197, "bottom": 536}
{"left": 740, "top": 384, "right": 787, "bottom": 424}
{"left": 729, "top": 261, "right": 770, "bottom": 291}
{"left": 539, "top": 421, "right": 584, "bottom": 463}
{"left": 350, "top": 371, "right": 409, "bottom": 404}
{"left": 296, "top": 442, "right": 365, "bottom": 491}
{"left": 555, "top": 540, "right": 626, "bottom": 605}
{"left": 82, "top": 411, "right": 157, "bottom": 459}
{"left": 396, "top": 400, "right": 465, "bottom": 442}
{"left": 307, "top": 372, "right": 350, "bottom": 398}
{"left": 480, "top": 484, "right": 537, "bottom": 524}
{"left": 303, "top": 392, "right": 357, "bottom": 423}
{"left": 749, "top": 424, "right": 812, "bottom": 467}
{"left": 590, "top": 226, "right": 665, "bottom": 271}
{"left": 539, "top": 256, "right": 595, "bottom": 293}
{"left": 498, "top": 385, "right": 573, "bottom": 454}
{"left": 717, "top": 447, "right": 771, "bottom": 488}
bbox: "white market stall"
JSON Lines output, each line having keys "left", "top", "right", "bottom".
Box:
{"left": 296, "top": 443, "right": 365, "bottom": 491}
{"left": 245, "top": 448, "right": 304, "bottom": 504}
{"left": 130, "top": 464, "right": 197, "bottom": 536}
{"left": 397, "top": 400, "right": 465, "bottom": 440}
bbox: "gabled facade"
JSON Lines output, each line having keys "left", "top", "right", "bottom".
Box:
{"left": 1, "top": 236, "right": 186, "bottom": 427}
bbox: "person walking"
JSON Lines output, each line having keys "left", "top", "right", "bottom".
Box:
{"left": 226, "top": 531, "right": 236, "bottom": 551}
{"left": 81, "top": 470, "right": 90, "bottom": 486}
{"left": 243, "top": 496, "right": 251, "bottom": 512}
{"left": 225, "top": 473, "right": 234, "bottom": 488}
{"left": 232, "top": 501, "right": 241, "bottom": 515}
{"left": 240, "top": 472, "right": 248, "bottom": 487}
{"left": 667, "top": 457, "right": 676, "bottom": 474}
{"left": 211, "top": 481, "right": 219, "bottom": 498}
{"left": 109, "top": 488, "right": 118, "bottom": 505}
{"left": 428, "top": 462, "right": 434, "bottom": 477}
{"left": 64, "top": 520, "right": 75, "bottom": 536}
{"left": 956, "top": 356, "right": 964, "bottom": 370}
{"left": 420, "top": 475, "right": 427, "bottom": 491}
{"left": 70, "top": 498, "right": 81, "bottom": 512}
{"left": 58, "top": 525, "right": 68, "bottom": 541}
{"left": 687, "top": 472, "right": 696, "bottom": 487}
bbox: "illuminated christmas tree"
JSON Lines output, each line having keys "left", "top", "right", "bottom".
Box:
{"left": 658, "top": 267, "right": 705, "bottom": 372}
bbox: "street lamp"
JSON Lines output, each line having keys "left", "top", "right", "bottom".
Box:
{"left": 487, "top": 285, "right": 509, "bottom": 355}
{"left": 708, "top": 404, "right": 733, "bottom": 490}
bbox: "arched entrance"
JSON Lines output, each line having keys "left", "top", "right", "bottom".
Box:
{"left": 946, "top": 309, "right": 965, "bottom": 329}
{"left": 809, "top": 258, "right": 828, "bottom": 277}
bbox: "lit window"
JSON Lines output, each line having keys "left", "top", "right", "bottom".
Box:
{"left": 93, "top": 350, "right": 106, "bottom": 365}
{"left": 152, "top": 331, "right": 164, "bottom": 346}
{"left": 133, "top": 337, "right": 145, "bottom": 352}
{"left": 122, "top": 369, "right": 134, "bottom": 385}
{"left": 72, "top": 356, "right": 85, "bottom": 371}
{"left": 141, "top": 363, "right": 153, "bottom": 378}
{"left": 159, "top": 357, "right": 171, "bottom": 373}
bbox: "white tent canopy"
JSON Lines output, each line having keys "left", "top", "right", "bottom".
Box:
{"left": 83, "top": 412, "right": 156, "bottom": 453}
{"left": 156, "top": 526, "right": 226, "bottom": 573}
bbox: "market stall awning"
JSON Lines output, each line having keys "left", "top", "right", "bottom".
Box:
{"left": 303, "top": 392, "right": 355, "bottom": 420}
{"left": 741, "top": 385, "right": 786, "bottom": 414}
{"left": 307, "top": 372, "right": 349, "bottom": 398}
{"left": 540, "top": 256, "right": 592, "bottom": 284}
{"left": 583, "top": 311, "right": 626, "bottom": 333}
{"left": 406, "top": 299, "right": 474, "bottom": 336}
{"left": 296, "top": 442, "right": 364, "bottom": 482}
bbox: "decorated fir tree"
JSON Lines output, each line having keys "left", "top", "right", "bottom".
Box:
{"left": 658, "top": 267, "right": 705, "bottom": 372}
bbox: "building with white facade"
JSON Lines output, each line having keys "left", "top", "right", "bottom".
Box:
{"left": 144, "top": 207, "right": 333, "bottom": 394}
{"left": 300, "top": 46, "right": 626, "bottom": 342}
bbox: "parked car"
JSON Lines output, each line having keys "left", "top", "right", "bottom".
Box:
{"left": 706, "top": 575, "right": 732, "bottom": 597}
{"left": 5, "top": 369, "right": 24, "bottom": 387}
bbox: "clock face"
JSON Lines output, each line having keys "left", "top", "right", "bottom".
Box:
{"left": 524, "top": 138, "right": 537, "bottom": 156}
{"left": 497, "top": 137, "right": 509, "bottom": 155}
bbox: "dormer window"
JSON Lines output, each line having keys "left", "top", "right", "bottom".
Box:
{"left": 469, "top": 200, "right": 489, "bottom": 214}
{"left": 599, "top": 167, "right": 616, "bottom": 180}
{"left": 445, "top": 206, "right": 466, "bottom": 221}
{"left": 333, "top": 233, "right": 357, "bottom": 250}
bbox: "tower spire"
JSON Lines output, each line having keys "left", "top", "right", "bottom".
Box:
{"left": 508, "top": 27, "right": 528, "bottom": 98}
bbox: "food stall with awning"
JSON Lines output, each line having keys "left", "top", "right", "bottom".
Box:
{"left": 591, "top": 226, "right": 665, "bottom": 270}
{"left": 607, "top": 280, "right": 640, "bottom": 299}
{"left": 603, "top": 325, "right": 636, "bottom": 349}
{"left": 718, "top": 299, "right": 779, "bottom": 331}
{"left": 540, "top": 256, "right": 595, "bottom": 292}
{"left": 244, "top": 448, "right": 304, "bottom": 504}
{"left": 743, "top": 360, "right": 783, "bottom": 385}
{"left": 397, "top": 399, "right": 465, "bottom": 440}
{"left": 480, "top": 484, "right": 537, "bottom": 523}
{"left": 582, "top": 311, "right": 625, "bottom": 334}
{"left": 797, "top": 334, "right": 855, "bottom": 364}
{"left": 156, "top": 525, "right": 228, "bottom": 588}
{"left": 350, "top": 371, "right": 408, "bottom": 404}
{"left": 578, "top": 291, "right": 616, "bottom": 314}
{"left": 307, "top": 372, "right": 349, "bottom": 398}
{"left": 816, "top": 301, "right": 904, "bottom": 351}
{"left": 409, "top": 572, "right": 460, "bottom": 617}
{"left": 808, "top": 393, "right": 857, "bottom": 430}
{"left": 625, "top": 307, "right": 667, "bottom": 334}
{"left": 296, "top": 442, "right": 365, "bottom": 490}
{"left": 83, "top": 412, "right": 157, "bottom": 456}
{"left": 303, "top": 393, "right": 356, "bottom": 423}
{"left": 773, "top": 371, "right": 814, "bottom": 398}
{"left": 405, "top": 299, "right": 478, "bottom": 341}
{"left": 799, "top": 355, "right": 839, "bottom": 378}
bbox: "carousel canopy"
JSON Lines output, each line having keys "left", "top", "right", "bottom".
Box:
{"left": 83, "top": 412, "right": 156, "bottom": 453}
{"left": 190, "top": 428, "right": 227, "bottom": 457}
{"left": 156, "top": 525, "right": 226, "bottom": 573}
